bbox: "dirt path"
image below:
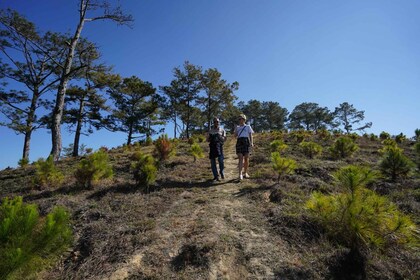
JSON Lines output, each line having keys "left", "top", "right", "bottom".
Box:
{"left": 108, "top": 139, "right": 287, "bottom": 280}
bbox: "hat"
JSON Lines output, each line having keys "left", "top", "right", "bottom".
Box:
{"left": 238, "top": 114, "right": 246, "bottom": 120}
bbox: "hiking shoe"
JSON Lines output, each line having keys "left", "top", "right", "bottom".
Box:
{"left": 220, "top": 173, "right": 225, "bottom": 179}
{"left": 244, "top": 173, "right": 250, "bottom": 178}
{"left": 213, "top": 177, "right": 220, "bottom": 182}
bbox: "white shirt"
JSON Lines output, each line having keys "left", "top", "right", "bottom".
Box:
{"left": 235, "top": 125, "right": 254, "bottom": 138}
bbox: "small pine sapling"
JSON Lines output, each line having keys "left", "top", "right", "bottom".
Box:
{"left": 329, "top": 136, "right": 358, "bottom": 159}
{"left": 379, "top": 146, "right": 414, "bottom": 181}
{"left": 18, "top": 158, "right": 30, "bottom": 168}
{"left": 189, "top": 143, "right": 204, "bottom": 162}
{"left": 0, "top": 196, "right": 72, "bottom": 279}
{"left": 270, "top": 139, "right": 288, "bottom": 154}
{"left": 154, "top": 134, "right": 176, "bottom": 162}
{"left": 74, "top": 150, "right": 113, "bottom": 188}
{"left": 33, "top": 156, "right": 64, "bottom": 188}
{"left": 131, "top": 153, "right": 157, "bottom": 192}
{"left": 379, "top": 131, "right": 391, "bottom": 140}
{"left": 395, "top": 133, "right": 406, "bottom": 144}
{"left": 415, "top": 128, "right": 420, "bottom": 141}
{"left": 306, "top": 165, "right": 416, "bottom": 254}
{"left": 299, "top": 141, "right": 323, "bottom": 159}
{"left": 271, "top": 152, "right": 297, "bottom": 183}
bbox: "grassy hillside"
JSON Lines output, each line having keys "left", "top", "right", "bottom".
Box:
{"left": 0, "top": 132, "right": 419, "bottom": 279}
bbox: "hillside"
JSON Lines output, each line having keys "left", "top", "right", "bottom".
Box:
{"left": 0, "top": 132, "right": 419, "bottom": 279}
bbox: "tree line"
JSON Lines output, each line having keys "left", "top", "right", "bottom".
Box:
{"left": 0, "top": 4, "right": 372, "bottom": 164}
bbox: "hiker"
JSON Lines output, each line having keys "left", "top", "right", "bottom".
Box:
{"left": 234, "top": 114, "right": 254, "bottom": 180}
{"left": 207, "top": 117, "right": 227, "bottom": 181}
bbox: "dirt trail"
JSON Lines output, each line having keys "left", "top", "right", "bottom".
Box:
{"left": 108, "top": 139, "right": 287, "bottom": 280}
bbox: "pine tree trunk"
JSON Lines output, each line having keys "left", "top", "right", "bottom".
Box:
{"left": 51, "top": 13, "right": 86, "bottom": 160}
{"left": 22, "top": 88, "right": 39, "bottom": 160}
{"left": 127, "top": 123, "right": 133, "bottom": 145}
{"left": 72, "top": 99, "right": 85, "bottom": 157}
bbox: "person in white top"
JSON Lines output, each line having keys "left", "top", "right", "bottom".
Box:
{"left": 234, "top": 114, "right": 254, "bottom": 180}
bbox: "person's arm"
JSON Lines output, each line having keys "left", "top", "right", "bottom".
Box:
{"left": 249, "top": 126, "right": 254, "bottom": 146}
{"left": 234, "top": 126, "right": 238, "bottom": 138}
{"left": 222, "top": 129, "right": 227, "bottom": 141}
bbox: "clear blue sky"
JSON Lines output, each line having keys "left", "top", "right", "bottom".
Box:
{"left": 1, "top": 0, "right": 419, "bottom": 169}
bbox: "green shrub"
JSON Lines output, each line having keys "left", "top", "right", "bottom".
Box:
{"left": 0, "top": 196, "right": 72, "bottom": 279}
{"left": 154, "top": 134, "right": 176, "bottom": 162}
{"left": 17, "top": 158, "right": 29, "bottom": 168}
{"left": 348, "top": 133, "right": 359, "bottom": 141}
{"left": 74, "top": 150, "right": 113, "bottom": 188}
{"left": 271, "top": 130, "right": 284, "bottom": 140}
{"left": 307, "top": 165, "right": 416, "bottom": 252}
{"left": 271, "top": 152, "right": 297, "bottom": 183}
{"left": 289, "top": 130, "right": 311, "bottom": 143}
{"left": 299, "top": 141, "right": 323, "bottom": 159}
{"left": 187, "top": 137, "right": 195, "bottom": 145}
{"left": 369, "top": 133, "right": 378, "bottom": 141}
{"left": 145, "top": 136, "right": 153, "bottom": 146}
{"left": 395, "top": 133, "right": 406, "bottom": 144}
{"left": 189, "top": 143, "right": 204, "bottom": 162}
{"left": 378, "top": 139, "right": 398, "bottom": 154}
{"left": 131, "top": 153, "right": 157, "bottom": 191}
{"left": 379, "top": 146, "right": 414, "bottom": 181}
{"left": 196, "top": 134, "right": 206, "bottom": 143}
{"left": 270, "top": 139, "right": 288, "bottom": 153}
{"left": 317, "top": 128, "right": 331, "bottom": 140}
{"left": 415, "top": 128, "right": 420, "bottom": 141}
{"left": 329, "top": 136, "right": 358, "bottom": 159}
{"left": 379, "top": 131, "right": 391, "bottom": 140}
{"left": 33, "top": 156, "right": 64, "bottom": 188}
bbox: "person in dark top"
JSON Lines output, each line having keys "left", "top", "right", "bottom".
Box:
{"left": 207, "top": 117, "right": 227, "bottom": 181}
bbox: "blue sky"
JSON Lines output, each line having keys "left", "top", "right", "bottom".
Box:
{"left": 1, "top": 0, "right": 419, "bottom": 169}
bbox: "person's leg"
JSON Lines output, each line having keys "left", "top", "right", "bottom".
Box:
{"left": 210, "top": 158, "right": 218, "bottom": 179}
{"left": 238, "top": 153, "right": 244, "bottom": 179}
{"left": 244, "top": 154, "right": 250, "bottom": 177}
{"left": 218, "top": 155, "right": 224, "bottom": 179}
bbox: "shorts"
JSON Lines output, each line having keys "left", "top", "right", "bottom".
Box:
{"left": 236, "top": 137, "right": 250, "bottom": 155}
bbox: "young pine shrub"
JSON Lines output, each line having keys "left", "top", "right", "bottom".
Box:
{"left": 290, "top": 129, "right": 310, "bottom": 143}
{"left": 379, "top": 146, "right": 414, "bottom": 181}
{"left": 33, "top": 156, "right": 64, "bottom": 188}
{"left": 415, "top": 128, "right": 420, "bottom": 141}
{"left": 271, "top": 152, "right": 297, "bottom": 183}
{"left": 306, "top": 165, "right": 416, "bottom": 253}
{"left": 196, "top": 134, "right": 206, "bottom": 143}
{"left": 317, "top": 128, "right": 331, "bottom": 141}
{"left": 189, "top": 143, "right": 204, "bottom": 162}
{"left": 299, "top": 141, "right": 323, "bottom": 159}
{"left": 74, "top": 150, "right": 113, "bottom": 188}
{"left": 369, "top": 133, "right": 378, "bottom": 141}
{"left": 154, "top": 134, "right": 176, "bottom": 162}
{"left": 131, "top": 153, "right": 157, "bottom": 192}
{"left": 145, "top": 136, "right": 153, "bottom": 146}
{"left": 187, "top": 137, "right": 196, "bottom": 145}
{"left": 329, "top": 136, "right": 358, "bottom": 159}
{"left": 0, "top": 196, "right": 72, "bottom": 279}
{"left": 395, "top": 133, "right": 406, "bottom": 144}
{"left": 379, "top": 131, "right": 391, "bottom": 140}
{"left": 270, "top": 139, "right": 288, "bottom": 154}
{"left": 18, "top": 158, "right": 29, "bottom": 168}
